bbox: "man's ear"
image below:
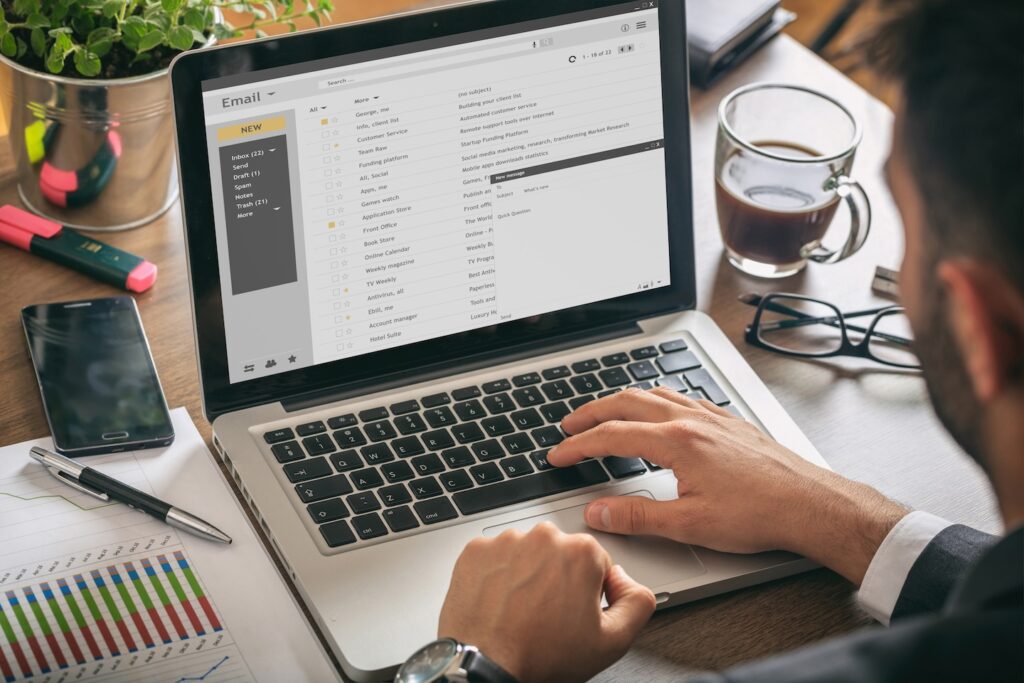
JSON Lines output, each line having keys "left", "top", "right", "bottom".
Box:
{"left": 937, "top": 260, "right": 1024, "bottom": 402}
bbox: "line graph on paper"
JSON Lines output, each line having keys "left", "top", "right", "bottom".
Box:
{"left": 0, "top": 455, "right": 254, "bottom": 683}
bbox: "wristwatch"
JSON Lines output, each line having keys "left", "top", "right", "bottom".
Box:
{"left": 394, "top": 638, "right": 519, "bottom": 683}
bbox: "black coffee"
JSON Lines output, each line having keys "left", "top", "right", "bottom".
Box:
{"left": 716, "top": 141, "right": 840, "bottom": 266}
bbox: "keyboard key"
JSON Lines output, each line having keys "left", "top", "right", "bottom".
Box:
{"left": 469, "top": 462, "right": 504, "bottom": 485}
{"left": 627, "top": 360, "right": 659, "bottom": 381}
{"left": 381, "top": 460, "right": 415, "bottom": 483}
{"left": 683, "top": 369, "right": 730, "bottom": 405}
{"left": 452, "top": 422, "right": 485, "bottom": 444}
{"left": 441, "top": 470, "right": 474, "bottom": 492}
{"left": 302, "top": 434, "right": 336, "bottom": 456}
{"left": 410, "top": 475, "right": 443, "bottom": 499}
{"left": 308, "top": 498, "right": 349, "bottom": 524}
{"left": 542, "top": 365, "right": 571, "bottom": 380}
{"left": 333, "top": 426, "right": 367, "bottom": 448}
{"left": 659, "top": 338, "right": 688, "bottom": 353}
{"left": 425, "top": 406, "right": 457, "bottom": 428}
{"left": 472, "top": 439, "right": 505, "bottom": 460}
{"left": 532, "top": 426, "right": 565, "bottom": 448}
{"left": 361, "top": 443, "right": 395, "bottom": 465}
{"left": 263, "top": 428, "right": 294, "bottom": 444}
{"left": 365, "top": 420, "right": 398, "bottom": 442}
{"left": 346, "top": 491, "right": 381, "bottom": 513}
{"left": 284, "top": 457, "right": 332, "bottom": 483}
{"left": 296, "top": 474, "right": 352, "bottom": 503}
{"left": 330, "top": 450, "right": 362, "bottom": 472}
{"left": 296, "top": 421, "right": 326, "bottom": 437}
{"left": 359, "top": 407, "right": 389, "bottom": 422}
{"left": 603, "top": 456, "right": 647, "bottom": 478}
{"left": 394, "top": 413, "right": 428, "bottom": 435}
{"left": 510, "top": 408, "right": 543, "bottom": 430}
{"left": 411, "top": 453, "right": 445, "bottom": 476}
{"left": 568, "top": 395, "right": 595, "bottom": 410}
{"left": 630, "top": 346, "right": 659, "bottom": 360}
{"left": 383, "top": 505, "right": 419, "bottom": 532}
{"left": 570, "top": 373, "right": 603, "bottom": 394}
{"left": 320, "top": 520, "right": 356, "bottom": 547}
{"left": 657, "top": 350, "right": 702, "bottom": 374}
{"left": 655, "top": 374, "right": 687, "bottom": 391}
{"left": 540, "top": 402, "right": 571, "bottom": 424}
{"left": 499, "top": 455, "right": 534, "bottom": 478}
{"left": 390, "top": 400, "right": 420, "bottom": 415}
{"left": 350, "top": 467, "right": 384, "bottom": 490}
{"left": 530, "top": 449, "right": 553, "bottom": 471}
{"left": 598, "top": 388, "right": 622, "bottom": 397}
{"left": 352, "top": 513, "right": 389, "bottom": 540}
{"left": 271, "top": 441, "right": 303, "bottom": 463}
{"left": 380, "top": 484, "right": 412, "bottom": 507}
{"left": 327, "top": 414, "right": 357, "bottom": 429}
{"left": 512, "top": 386, "right": 544, "bottom": 408}
{"left": 598, "top": 367, "right": 630, "bottom": 387}
{"left": 453, "top": 399, "right": 486, "bottom": 422}
{"left": 481, "top": 415, "right": 515, "bottom": 437}
{"left": 422, "top": 392, "right": 451, "bottom": 408}
{"left": 631, "top": 381, "right": 654, "bottom": 390}
{"left": 442, "top": 446, "right": 476, "bottom": 469}
{"left": 453, "top": 461, "right": 610, "bottom": 515}
{"left": 452, "top": 386, "right": 481, "bottom": 400}
{"left": 512, "top": 372, "right": 542, "bottom": 387}
{"left": 601, "top": 352, "right": 630, "bottom": 367}
{"left": 392, "top": 436, "right": 426, "bottom": 457}
{"left": 422, "top": 429, "right": 455, "bottom": 451}
{"left": 500, "top": 433, "right": 533, "bottom": 455}
{"left": 482, "top": 379, "right": 512, "bottom": 394}
{"left": 540, "top": 380, "right": 573, "bottom": 401}
{"left": 413, "top": 497, "right": 458, "bottom": 525}
{"left": 571, "top": 359, "right": 600, "bottom": 373}
{"left": 483, "top": 393, "right": 515, "bottom": 414}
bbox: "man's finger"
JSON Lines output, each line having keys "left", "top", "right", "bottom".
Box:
{"left": 547, "top": 421, "right": 663, "bottom": 467}
{"left": 601, "top": 564, "right": 656, "bottom": 651}
{"left": 585, "top": 494, "right": 677, "bottom": 537}
{"left": 561, "top": 388, "right": 685, "bottom": 435}
{"left": 650, "top": 387, "right": 735, "bottom": 419}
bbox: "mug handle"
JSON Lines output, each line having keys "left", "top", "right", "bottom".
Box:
{"left": 802, "top": 175, "right": 872, "bottom": 264}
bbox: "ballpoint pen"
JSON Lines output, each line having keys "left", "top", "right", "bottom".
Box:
{"left": 29, "top": 446, "right": 232, "bottom": 544}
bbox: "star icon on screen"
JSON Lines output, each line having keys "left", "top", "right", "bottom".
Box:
{"left": 288, "top": 355, "right": 297, "bottom": 363}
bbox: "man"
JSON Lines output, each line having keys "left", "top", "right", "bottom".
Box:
{"left": 432, "top": 0, "right": 1024, "bottom": 681}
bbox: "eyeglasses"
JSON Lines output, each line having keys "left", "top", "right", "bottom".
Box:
{"left": 741, "top": 292, "right": 921, "bottom": 369}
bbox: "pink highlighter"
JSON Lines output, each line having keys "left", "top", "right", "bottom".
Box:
{"left": 0, "top": 204, "right": 157, "bottom": 293}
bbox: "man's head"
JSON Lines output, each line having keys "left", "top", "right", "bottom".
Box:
{"left": 865, "top": 0, "right": 1023, "bottom": 486}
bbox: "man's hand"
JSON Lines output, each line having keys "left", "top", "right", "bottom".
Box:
{"left": 548, "top": 388, "right": 909, "bottom": 585}
{"left": 438, "top": 522, "right": 656, "bottom": 683}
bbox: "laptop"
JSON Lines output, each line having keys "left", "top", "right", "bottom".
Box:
{"left": 169, "top": 0, "right": 829, "bottom": 679}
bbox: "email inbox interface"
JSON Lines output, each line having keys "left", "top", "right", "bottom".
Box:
{"left": 203, "top": 3, "right": 669, "bottom": 383}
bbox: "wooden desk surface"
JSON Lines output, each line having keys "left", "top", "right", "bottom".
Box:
{"left": 0, "top": 27, "right": 1001, "bottom": 682}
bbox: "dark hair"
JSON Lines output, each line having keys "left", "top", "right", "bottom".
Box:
{"left": 863, "top": 0, "right": 1023, "bottom": 292}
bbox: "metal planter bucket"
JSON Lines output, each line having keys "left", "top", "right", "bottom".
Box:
{"left": 0, "top": 33, "right": 215, "bottom": 231}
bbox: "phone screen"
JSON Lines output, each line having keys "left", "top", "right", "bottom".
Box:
{"left": 22, "top": 297, "right": 174, "bottom": 455}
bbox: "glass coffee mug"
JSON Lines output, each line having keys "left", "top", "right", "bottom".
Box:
{"left": 715, "top": 83, "right": 871, "bottom": 278}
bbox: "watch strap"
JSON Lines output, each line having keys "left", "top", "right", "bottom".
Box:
{"left": 461, "top": 649, "right": 518, "bottom": 683}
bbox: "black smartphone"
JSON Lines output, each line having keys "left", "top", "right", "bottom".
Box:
{"left": 21, "top": 296, "right": 175, "bottom": 456}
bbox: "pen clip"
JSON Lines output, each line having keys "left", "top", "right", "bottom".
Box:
{"left": 45, "top": 467, "right": 110, "bottom": 502}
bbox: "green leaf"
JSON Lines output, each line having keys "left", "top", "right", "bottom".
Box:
{"left": 212, "top": 22, "right": 234, "bottom": 40}
{"left": 183, "top": 8, "right": 205, "bottom": 31}
{"left": 160, "top": 0, "right": 182, "bottom": 13}
{"left": 15, "top": 36, "right": 27, "bottom": 59}
{"left": 54, "top": 32, "right": 73, "bottom": 52}
{"left": 30, "top": 26, "right": 45, "bottom": 56}
{"left": 166, "top": 24, "right": 193, "bottom": 50}
{"left": 1, "top": 32, "right": 16, "bottom": 58}
{"left": 87, "top": 27, "right": 116, "bottom": 56}
{"left": 71, "top": 13, "right": 96, "bottom": 36}
{"left": 25, "top": 13, "right": 49, "bottom": 29}
{"left": 254, "top": 28, "right": 267, "bottom": 39}
{"left": 137, "top": 28, "right": 164, "bottom": 51}
{"left": 0, "top": 20, "right": 9, "bottom": 39}
{"left": 47, "top": 27, "right": 73, "bottom": 36}
{"left": 102, "top": 1, "right": 122, "bottom": 18}
{"left": 12, "top": 0, "right": 39, "bottom": 17}
{"left": 73, "top": 47, "right": 102, "bottom": 76}
{"left": 190, "top": 27, "right": 205, "bottom": 44}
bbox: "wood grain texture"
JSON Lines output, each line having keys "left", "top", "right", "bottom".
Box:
{"left": 0, "top": 21, "right": 1001, "bottom": 683}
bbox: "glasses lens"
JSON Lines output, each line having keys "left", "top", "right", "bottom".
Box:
{"left": 868, "top": 309, "right": 920, "bottom": 367}
{"left": 757, "top": 296, "right": 843, "bottom": 356}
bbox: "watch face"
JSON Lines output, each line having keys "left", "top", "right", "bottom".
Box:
{"left": 397, "top": 639, "right": 459, "bottom": 683}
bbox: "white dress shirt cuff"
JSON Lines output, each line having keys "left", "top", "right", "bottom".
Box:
{"left": 857, "top": 510, "right": 954, "bottom": 625}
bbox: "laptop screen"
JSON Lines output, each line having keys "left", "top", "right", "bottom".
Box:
{"left": 200, "top": 1, "right": 669, "bottom": 384}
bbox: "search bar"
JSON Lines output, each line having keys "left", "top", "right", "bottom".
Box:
{"left": 318, "top": 40, "right": 535, "bottom": 89}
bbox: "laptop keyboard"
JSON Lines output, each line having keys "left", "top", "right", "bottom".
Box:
{"left": 261, "top": 338, "right": 737, "bottom": 551}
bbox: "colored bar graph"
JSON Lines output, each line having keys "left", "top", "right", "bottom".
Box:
{"left": 107, "top": 565, "right": 155, "bottom": 648}
{"left": 40, "top": 582, "right": 86, "bottom": 665}
{"left": 57, "top": 578, "right": 103, "bottom": 661}
{"left": 140, "top": 558, "right": 189, "bottom": 640}
{"left": 124, "top": 562, "right": 173, "bottom": 645}
{"left": 175, "top": 552, "right": 222, "bottom": 632}
{"left": 158, "top": 554, "right": 206, "bottom": 636}
{"left": 0, "top": 604, "right": 31, "bottom": 679}
{"left": 75, "top": 574, "right": 121, "bottom": 657}
{"left": 0, "top": 645, "right": 13, "bottom": 683}
{"left": 23, "top": 586, "right": 69, "bottom": 669}
{"left": 5, "top": 591, "right": 49, "bottom": 674}
{"left": 90, "top": 570, "right": 138, "bottom": 653}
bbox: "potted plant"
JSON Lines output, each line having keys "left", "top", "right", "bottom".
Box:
{"left": 0, "top": 0, "right": 332, "bottom": 230}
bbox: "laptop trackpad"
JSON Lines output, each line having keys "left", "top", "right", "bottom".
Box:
{"left": 483, "top": 491, "right": 706, "bottom": 591}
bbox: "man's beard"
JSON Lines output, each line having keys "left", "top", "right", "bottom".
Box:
{"left": 913, "top": 266, "right": 989, "bottom": 473}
